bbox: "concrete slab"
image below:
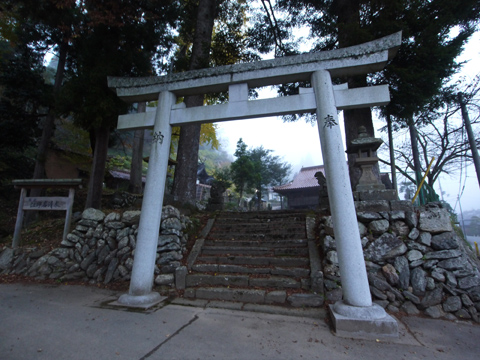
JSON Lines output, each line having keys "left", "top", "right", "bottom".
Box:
{"left": 2, "top": 283, "right": 480, "bottom": 360}
{"left": 330, "top": 304, "right": 399, "bottom": 340}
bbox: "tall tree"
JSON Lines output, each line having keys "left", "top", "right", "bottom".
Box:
{"left": 230, "top": 138, "right": 255, "bottom": 205}
{"left": 248, "top": 146, "right": 291, "bottom": 210}
{"left": 379, "top": 79, "right": 480, "bottom": 198}
{"left": 129, "top": 103, "right": 146, "bottom": 194}
{"left": 229, "top": 138, "right": 291, "bottom": 210}
{"left": 254, "top": 0, "right": 480, "bottom": 189}
{"left": 172, "top": 0, "right": 219, "bottom": 204}
{"left": 172, "top": 0, "right": 257, "bottom": 204}
{"left": 1, "top": 1, "right": 79, "bottom": 219}
{"left": 60, "top": 0, "right": 178, "bottom": 209}
{"left": 0, "top": 10, "right": 48, "bottom": 187}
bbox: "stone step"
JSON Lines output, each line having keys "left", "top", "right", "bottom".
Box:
{"left": 212, "top": 222, "right": 304, "bottom": 229}
{"left": 208, "top": 230, "right": 306, "bottom": 238}
{"left": 184, "top": 287, "right": 324, "bottom": 307}
{"left": 185, "top": 274, "right": 303, "bottom": 289}
{"left": 201, "top": 246, "right": 309, "bottom": 256}
{"left": 203, "top": 239, "right": 308, "bottom": 247}
{"left": 211, "top": 220, "right": 305, "bottom": 227}
{"left": 196, "top": 255, "right": 309, "bottom": 267}
{"left": 206, "top": 233, "right": 305, "bottom": 241}
{"left": 191, "top": 264, "right": 310, "bottom": 277}
{"left": 214, "top": 213, "right": 306, "bottom": 221}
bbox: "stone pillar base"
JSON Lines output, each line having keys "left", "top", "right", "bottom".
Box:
{"left": 329, "top": 301, "right": 398, "bottom": 340}
{"left": 114, "top": 292, "right": 165, "bottom": 309}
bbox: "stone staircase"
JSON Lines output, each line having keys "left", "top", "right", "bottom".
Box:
{"left": 183, "top": 211, "right": 324, "bottom": 308}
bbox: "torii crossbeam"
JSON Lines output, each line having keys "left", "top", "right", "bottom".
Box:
{"left": 108, "top": 32, "right": 402, "bottom": 339}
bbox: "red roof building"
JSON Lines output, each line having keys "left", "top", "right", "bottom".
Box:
{"left": 273, "top": 165, "right": 325, "bottom": 209}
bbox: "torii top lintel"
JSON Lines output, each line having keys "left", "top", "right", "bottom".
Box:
{"left": 108, "top": 32, "right": 402, "bottom": 103}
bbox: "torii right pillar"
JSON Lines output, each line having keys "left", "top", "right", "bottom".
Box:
{"left": 312, "top": 70, "right": 398, "bottom": 339}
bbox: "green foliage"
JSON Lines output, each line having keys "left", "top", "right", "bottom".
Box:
{"left": 212, "top": 166, "right": 232, "bottom": 189}
{"left": 230, "top": 138, "right": 256, "bottom": 198}
{"left": 0, "top": 148, "right": 35, "bottom": 196}
{"left": 230, "top": 138, "right": 291, "bottom": 206}
{"left": 266, "top": 0, "right": 480, "bottom": 124}
{"left": 52, "top": 119, "right": 91, "bottom": 156}
{"left": 58, "top": 1, "right": 179, "bottom": 131}
{"left": 106, "top": 155, "right": 131, "bottom": 172}
{"left": 0, "top": 36, "right": 49, "bottom": 151}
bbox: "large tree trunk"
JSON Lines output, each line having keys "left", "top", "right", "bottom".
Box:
{"left": 128, "top": 102, "right": 146, "bottom": 194}
{"left": 408, "top": 118, "right": 425, "bottom": 205}
{"left": 172, "top": 0, "right": 217, "bottom": 204}
{"left": 31, "top": 43, "right": 68, "bottom": 183}
{"left": 25, "top": 43, "right": 68, "bottom": 225}
{"left": 334, "top": 0, "right": 379, "bottom": 188}
{"left": 85, "top": 126, "right": 110, "bottom": 209}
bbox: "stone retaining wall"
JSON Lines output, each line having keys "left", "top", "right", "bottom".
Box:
{"left": 0, "top": 205, "right": 191, "bottom": 287}
{"left": 319, "top": 201, "right": 480, "bottom": 322}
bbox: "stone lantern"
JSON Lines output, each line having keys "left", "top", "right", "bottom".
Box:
{"left": 347, "top": 126, "right": 385, "bottom": 192}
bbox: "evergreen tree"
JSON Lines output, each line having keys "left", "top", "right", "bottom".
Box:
{"left": 60, "top": 0, "right": 178, "bottom": 209}
{"left": 230, "top": 138, "right": 255, "bottom": 205}
{"left": 251, "top": 0, "right": 480, "bottom": 190}
{"left": 172, "top": 0, "right": 258, "bottom": 204}
{"left": 230, "top": 138, "right": 291, "bottom": 210}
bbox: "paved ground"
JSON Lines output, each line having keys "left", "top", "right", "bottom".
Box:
{"left": 1, "top": 283, "right": 479, "bottom": 360}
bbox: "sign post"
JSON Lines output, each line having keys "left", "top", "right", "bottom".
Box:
{"left": 12, "top": 179, "right": 82, "bottom": 248}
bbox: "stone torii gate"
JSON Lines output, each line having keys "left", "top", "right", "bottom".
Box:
{"left": 108, "top": 32, "right": 402, "bottom": 338}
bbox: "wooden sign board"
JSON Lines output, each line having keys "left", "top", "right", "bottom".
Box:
{"left": 23, "top": 197, "right": 71, "bottom": 211}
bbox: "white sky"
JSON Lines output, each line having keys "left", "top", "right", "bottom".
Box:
{"left": 216, "top": 31, "right": 480, "bottom": 212}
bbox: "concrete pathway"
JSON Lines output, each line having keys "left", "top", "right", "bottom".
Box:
{"left": 1, "top": 283, "right": 479, "bottom": 360}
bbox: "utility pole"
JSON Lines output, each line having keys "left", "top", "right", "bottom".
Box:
{"left": 459, "top": 93, "right": 480, "bottom": 189}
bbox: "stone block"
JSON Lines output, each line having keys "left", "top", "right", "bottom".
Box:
{"left": 406, "top": 249, "right": 423, "bottom": 262}
{"left": 442, "top": 296, "right": 462, "bottom": 312}
{"left": 287, "top": 293, "right": 324, "bottom": 307}
{"left": 249, "top": 276, "right": 300, "bottom": 289}
{"left": 390, "top": 221, "right": 410, "bottom": 236}
{"left": 329, "top": 302, "right": 398, "bottom": 340}
{"left": 121, "top": 210, "right": 141, "bottom": 225}
{"left": 408, "top": 228, "right": 420, "bottom": 240}
{"left": 355, "top": 200, "right": 390, "bottom": 212}
{"left": 355, "top": 190, "right": 397, "bottom": 201}
{"left": 437, "top": 257, "right": 466, "bottom": 271}
{"left": 364, "top": 233, "right": 407, "bottom": 262}
{"left": 265, "top": 290, "right": 287, "bottom": 304}
{"left": 420, "top": 286, "right": 443, "bottom": 309}
{"left": 368, "top": 219, "right": 389, "bottom": 235}
{"left": 390, "top": 200, "right": 414, "bottom": 212}
{"left": 431, "top": 232, "right": 459, "bottom": 250}
{"left": 82, "top": 208, "right": 105, "bottom": 222}
{"left": 155, "top": 273, "right": 174, "bottom": 286}
{"left": 418, "top": 208, "right": 453, "bottom": 234}
{"left": 357, "top": 211, "right": 382, "bottom": 222}
{"left": 0, "top": 248, "right": 14, "bottom": 270}
{"left": 326, "top": 250, "right": 338, "bottom": 264}
{"left": 424, "top": 249, "right": 462, "bottom": 260}
{"left": 175, "top": 266, "right": 187, "bottom": 290}
{"left": 394, "top": 256, "right": 410, "bottom": 290}
{"left": 424, "top": 305, "right": 445, "bottom": 318}
{"left": 411, "top": 267, "right": 427, "bottom": 296}
{"left": 401, "top": 301, "right": 420, "bottom": 315}
{"left": 458, "top": 275, "right": 480, "bottom": 290}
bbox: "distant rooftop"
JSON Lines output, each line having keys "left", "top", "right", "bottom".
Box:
{"left": 273, "top": 165, "right": 325, "bottom": 193}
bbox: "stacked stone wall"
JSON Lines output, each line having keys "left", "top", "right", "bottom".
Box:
{"left": 319, "top": 201, "right": 480, "bottom": 322}
{"left": 0, "top": 205, "right": 191, "bottom": 287}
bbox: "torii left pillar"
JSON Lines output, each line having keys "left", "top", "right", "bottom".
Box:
{"left": 117, "top": 91, "right": 175, "bottom": 307}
